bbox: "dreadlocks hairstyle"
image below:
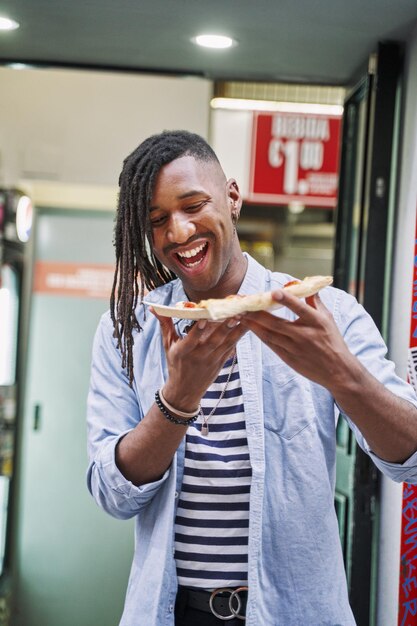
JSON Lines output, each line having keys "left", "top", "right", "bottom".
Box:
{"left": 110, "top": 129, "right": 221, "bottom": 385}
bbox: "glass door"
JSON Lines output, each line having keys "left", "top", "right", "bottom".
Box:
{"left": 0, "top": 248, "right": 23, "bottom": 581}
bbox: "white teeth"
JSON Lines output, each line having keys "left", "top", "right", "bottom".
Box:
{"left": 177, "top": 243, "right": 206, "bottom": 259}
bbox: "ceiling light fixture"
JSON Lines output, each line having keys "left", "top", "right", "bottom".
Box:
{"left": 7, "top": 63, "right": 30, "bottom": 70}
{"left": 211, "top": 98, "right": 343, "bottom": 116}
{"left": 193, "top": 34, "right": 236, "bottom": 49}
{"left": 0, "top": 16, "right": 20, "bottom": 31}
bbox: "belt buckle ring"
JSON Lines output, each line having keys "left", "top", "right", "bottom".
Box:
{"left": 209, "top": 586, "right": 248, "bottom": 621}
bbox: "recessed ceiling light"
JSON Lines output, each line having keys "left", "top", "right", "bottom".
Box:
{"left": 193, "top": 34, "right": 236, "bottom": 49}
{"left": 0, "top": 16, "right": 20, "bottom": 31}
{"left": 7, "top": 63, "right": 29, "bottom": 70}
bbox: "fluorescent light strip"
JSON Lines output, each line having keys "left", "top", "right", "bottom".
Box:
{"left": 211, "top": 97, "right": 343, "bottom": 116}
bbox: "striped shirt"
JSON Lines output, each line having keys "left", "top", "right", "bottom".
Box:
{"left": 174, "top": 356, "right": 252, "bottom": 588}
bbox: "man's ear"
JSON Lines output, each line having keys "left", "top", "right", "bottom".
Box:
{"left": 226, "top": 178, "right": 243, "bottom": 217}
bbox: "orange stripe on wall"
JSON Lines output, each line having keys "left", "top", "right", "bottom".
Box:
{"left": 33, "top": 261, "right": 115, "bottom": 299}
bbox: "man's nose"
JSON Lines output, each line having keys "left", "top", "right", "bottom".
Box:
{"left": 167, "top": 214, "right": 196, "bottom": 243}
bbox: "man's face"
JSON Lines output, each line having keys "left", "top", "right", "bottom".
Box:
{"left": 149, "top": 155, "right": 244, "bottom": 300}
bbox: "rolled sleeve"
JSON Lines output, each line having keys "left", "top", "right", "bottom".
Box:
{"left": 336, "top": 290, "right": 417, "bottom": 484}
{"left": 86, "top": 313, "right": 168, "bottom": 518}
{"left": 364, "top": 441, "right": 417, "bottom": 484}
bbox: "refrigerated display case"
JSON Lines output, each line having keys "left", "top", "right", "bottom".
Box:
{"left": 0, "top": 189, "right": 32, "bottom": 622}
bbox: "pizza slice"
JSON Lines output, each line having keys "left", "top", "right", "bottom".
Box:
{"left": 195, "top": 275, "right": 333, "bottom": 320}
{"left": 145, "top": 275, "right": 333, "bottom": 320}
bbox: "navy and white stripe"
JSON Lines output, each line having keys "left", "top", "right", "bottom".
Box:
{"left": 174, "top": 356, "right": 252, "bottom": 588}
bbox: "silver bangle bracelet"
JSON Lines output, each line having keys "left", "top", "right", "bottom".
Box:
{"left": 159, "top": 387, "right": 200, "bottom": 418}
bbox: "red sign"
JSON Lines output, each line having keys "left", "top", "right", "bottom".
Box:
{"left": 398, "top": 216, "right": 417, "bottom": 626}
{"left": 248, "top": 111, "right": 342, "bottom": 207}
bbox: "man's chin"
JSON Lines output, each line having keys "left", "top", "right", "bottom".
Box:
{"left": 180, "top": 272, "right": 222, "bottom": 301}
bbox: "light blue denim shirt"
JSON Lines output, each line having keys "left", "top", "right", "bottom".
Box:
{"left": 87, "top": 253, "right": 417, "bottom": 626}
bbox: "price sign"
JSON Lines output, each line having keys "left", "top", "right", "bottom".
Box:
{"left": 248, "top": 111, "right": 342, "bottom": 207}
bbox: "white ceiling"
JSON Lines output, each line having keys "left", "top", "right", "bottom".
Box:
{"left": 0, "top": 1, "right": 416, "bottom": 84}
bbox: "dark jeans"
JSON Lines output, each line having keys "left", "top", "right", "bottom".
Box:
{"left": 175, "top": 606, "right": 243, "bottom": 626}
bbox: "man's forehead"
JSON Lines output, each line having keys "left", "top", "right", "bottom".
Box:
{"left": 158, "top": 154, "right": 222, "bottom": 176}
{"left": 151, "top": 156, "right": 225, "bottom": 197}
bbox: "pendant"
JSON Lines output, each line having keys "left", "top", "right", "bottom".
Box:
{"left": 199, "top": 353, "right": 237, "bottom": 438}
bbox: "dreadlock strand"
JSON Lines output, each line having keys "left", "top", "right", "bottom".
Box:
{"left": 119, "top": 158, "right": 152, "bottom": 378}
{"left": 116, "top": 190, "right": 135, "bottom": 365}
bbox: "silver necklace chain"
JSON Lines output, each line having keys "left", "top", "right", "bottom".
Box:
{"left": 200, "top": 353, "right": 237, "bottom": 437}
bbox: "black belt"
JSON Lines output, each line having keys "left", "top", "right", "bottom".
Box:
{"left": 176, "top": 586, "right": 248, "bottom": 621}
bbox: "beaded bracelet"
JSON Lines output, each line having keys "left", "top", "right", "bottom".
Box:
{"left": 155, "top": 390, "right": 199, "bottom": 426}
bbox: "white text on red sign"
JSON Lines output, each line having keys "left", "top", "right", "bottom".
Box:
{"left": 268, "top": 115, "right": 333, "bottom": 196}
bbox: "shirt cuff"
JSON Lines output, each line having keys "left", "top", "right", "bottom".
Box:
{"left": 96, "top": 429, "right": 170, "bottom": 498}
{"left": 365, "top": 440, "right": 417, "bottom": 483}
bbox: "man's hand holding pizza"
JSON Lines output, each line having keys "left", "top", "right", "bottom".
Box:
{"left": 240, "top": 289, "right": 356, "bottom": 391}
{"left": 153, "top": 310, "right": 246, "bottom": 413}
{"left": 115, "top": 313, "right": 246, "bottom": 487}
{"left": 240, "top": 290, "right": 417, "bottom": 464}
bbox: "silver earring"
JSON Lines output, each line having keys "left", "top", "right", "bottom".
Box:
{"left": 232, "top": 213, "right": 238, "bottom": 236}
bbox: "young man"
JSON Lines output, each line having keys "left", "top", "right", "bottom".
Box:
{"left": 87, "top": 130, "right": 417, "bottom": 626}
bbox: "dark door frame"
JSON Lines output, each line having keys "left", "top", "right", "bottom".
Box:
{"left": 334, "top": 41, "right": 404, "bottom": 626}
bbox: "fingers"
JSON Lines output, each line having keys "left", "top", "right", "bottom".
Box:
{"left": 305, "top": 293, "right": 328, "bottom": 312}
{"left": 305, "top": 294, "right": 318, "bottom": 308}
{"left": 185, "top": 316, "right": 247, "bottom": 356}
{"left": 211, "top": 321, "right": 248, "bottom": 362}
{"left": 239, "top": 292, "right": 323, "bottom": 343}
{"left": 194, "top": 316, "right": 244, "bottom": 344}
{"left": 151, "top": 307, "right": 246, "bottom": 362}
{"left": 196, "top": 316, "right": 241, "bottom": 331}
{"left": 239, "top": 310, "right": 293, "bottom": 341}
{"left": 149, "top": 307, "right": 178, "bottom": 350}
{"left": 239, "top": 316, "right": 293, "bottom": 352}
{"left": 271, "top": 289, "right": 319, "bottom": 321}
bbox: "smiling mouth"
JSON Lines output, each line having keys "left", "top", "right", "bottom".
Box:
{"left": 175, "top": 242, "right": 209, "bottom": 268}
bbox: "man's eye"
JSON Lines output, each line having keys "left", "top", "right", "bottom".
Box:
{"left": 150, "top": 216, "right": 166, "bottom": 227}
{"left": 186, "top": 201, "right": 206, "bottom": 211}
